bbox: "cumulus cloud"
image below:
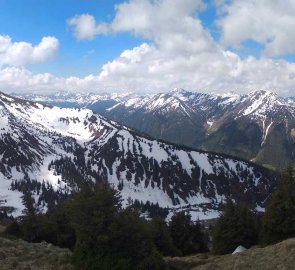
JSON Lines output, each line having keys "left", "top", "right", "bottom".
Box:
{"left": 1, "top": 51, "right": 295, "bottom": 96}
{"left": 82, "top": 0, "right": 295, "bottom": 96}
{"left": 216, "top": 0, "right": 295, "bottom": 56}
{"left": 2, "top": 0, "right": 295, "bottom": 96}
{"left": 67, "top": 14, "right": 109, "bottom": 40}
{"left": 97, "top": 43, "right": 295, "bottom": 95}
{"left": 0, "top": 35, "right": 59, "bottom": 67}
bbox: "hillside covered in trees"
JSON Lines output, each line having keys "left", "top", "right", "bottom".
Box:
{"left": 1, "top": 167, "right": 294, "bottom": 269}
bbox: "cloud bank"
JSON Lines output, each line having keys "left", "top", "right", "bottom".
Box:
{"left": 1, "top": 0, "right": 295, "bottom": 96}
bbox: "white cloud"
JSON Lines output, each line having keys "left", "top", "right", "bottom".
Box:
{"left": 110, "top": 0, "right": 207, "bottom": 44}
{"left": 97, "top": 43, "right": 295, "bottom": 95}
{"left": 0, "top": 67, "right": 102, "bottom": 93}
{"left": 216, "top": 0, "right": 295, "bottom": 56}
{"left": 0, "top": 35, "right": 59, "bottom": 67}
{"left": 68, "top": 1, "right": 209, "bottom": 49}
{"left": 84, "top": 0, "right": 295, "bottom": 96}
{"left": 67, "top": 14, "right": 109, "bottom": 40}
{"left": 1, "top": 0, "right": 295, "bottom": 96}
{"left": 2, "top": 44, "right": 295, "bottom": 96}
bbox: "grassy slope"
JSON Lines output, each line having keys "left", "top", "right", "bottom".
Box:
{"left": 166, "top": 237, "right": 295, "bottom": 270}
{"left": 0, "top": 236, "right": 73, "bottom": 270}
{"left": 1, "top": 233, "right": 295, "bottom": 269}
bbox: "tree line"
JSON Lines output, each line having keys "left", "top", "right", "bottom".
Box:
{"left": 3, "top": 167, "right": 295, "bottom": 269}
{"left": 212, "top": 167, "right": 295, "bottom": 253}
{"left": 4, "top": 181, "right": 208, "bottom": 270}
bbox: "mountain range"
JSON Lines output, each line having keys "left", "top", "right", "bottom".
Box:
{"left": 0, "top": 92, "right": 276, "bottom": 218}
{"left": 17, "top": 89, "right": 295, "bottom": 171}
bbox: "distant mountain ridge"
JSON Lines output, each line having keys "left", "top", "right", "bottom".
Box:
{"left": 15, "top": 89, "right": 295, "bottom": 170}
{"left": 14, "top": 91, "right": 136, "bottom": 109}
{"left": 0, "top": 92, "right": 276, "bottom": 218}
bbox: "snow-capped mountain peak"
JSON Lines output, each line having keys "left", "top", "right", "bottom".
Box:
{"left": 115, "top": 92, "right": 195, "bottom": 118}
{"left": 237, "top": 90, "right": 295, "bottom": 119}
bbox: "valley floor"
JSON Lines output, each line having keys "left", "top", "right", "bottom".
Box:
{"left": 166, "top": 237, "right": 295, "bottom": 270}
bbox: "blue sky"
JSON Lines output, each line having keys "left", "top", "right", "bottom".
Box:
{"left": 0, "top": 0, "right": 144, "bottom": 76}
{"left": 0, "top": 0, "right": 294, "bottom": 95}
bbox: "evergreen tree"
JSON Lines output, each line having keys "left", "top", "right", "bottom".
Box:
{"left": 49, "top": 204, "right": 76, "bottom": 248}
{"left": 169, "top": 212, "right": 208, "bottom": 256}
{"left": 19, "top": 189, "right": 41, "bottom": 242}
{"left": 150, "top": 216, "right": 180, "bottom": 256}
{"left": 4, "top": 220, "right": 21, "bottom": 237}
{"left": 212, "top": 199, "right": 259, "bottom": 254}
{"left": 5, "top": 197, "right": 76, "bottom": 249}
{"left": 22, "top": 189, "right": 37, "bottom": 216}
{"left": 67, "top": 181, "right": 166, "bottom": 270}
{"left": 260, "top": 167, "right": 295, "bottom": 245}
{"left": 115, "top": 208, "right": 166, "bottom": 270}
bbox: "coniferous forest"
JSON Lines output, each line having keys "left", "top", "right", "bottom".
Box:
{"left": 1, "top": 167, "right": 295, "bottom": 269}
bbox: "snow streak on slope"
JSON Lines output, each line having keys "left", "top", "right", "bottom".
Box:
{"left": 120, "top": 92, "right": 196, "bottom": 118}
{"left": 239, "top": 90, "right": 295, "bottom": 119}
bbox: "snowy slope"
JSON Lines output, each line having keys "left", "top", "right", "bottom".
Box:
{"left": 121, "top": 92, "right": 196, "bottom": 118}
{"left": 16, "top": 89, "right": 295, "bottom": 170}
{"left": 96, "top": 89, "right": 295, "bottom": 170}
{"left": 237, "top": 90, "right": 295, "bottom": 120}
{"left": 0, "top": 92, "right": 276, "bottom": 218}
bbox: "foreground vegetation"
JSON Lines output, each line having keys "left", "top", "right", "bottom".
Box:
{"left": 1, "top": 234, "right": 295, "bottom": 270}
{"left": 4, "top": 181, "right": 208, "bottom": 269}
{"left": 2, "top": 167, "right": 295, "bottom": 269}
{"left": 166, "top": 237, "right": 295, "bottom": 270}
{"left": 0, "top": 236, "right": 72, "bottom": 270}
